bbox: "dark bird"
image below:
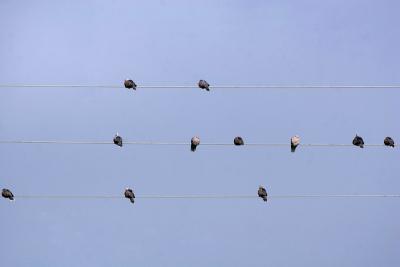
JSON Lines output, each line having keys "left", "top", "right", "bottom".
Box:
{"left": 198, "top": 80, "right": 210, "bottom": 91}
{"left": 124, "top": 188, "right": 135, "bottom": 204}
{"left": 2, "top": 188, "right": 14, "bottom": 201}
{"left": 113, "top": 133, "right": 123, "bottom": 147}
{"left": 234, "top": 136, "right": 244, "bottom": 146}
{"left": 353, "top": 135, "right": 364, "bottom": 148}
{"left": 191, "top": 136, "right": 200, "bottom": 152}
{"left": 291, "top": 135, "right": 300, "bottom": 152}
{"left": 124, "top": 79, "right": 137, "bottom": 90}
{"left": 258, "top": 186, "right": 268, "bottom": 202}
{"left": 384, "top": 137, "right": 395, "bottom": 147}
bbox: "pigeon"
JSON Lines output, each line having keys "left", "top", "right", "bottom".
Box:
{"left": 124, "top": 188, "right": 135, "bottom": 204}
{"left": 234, "top": 136, "right": 244, "bottom": 146}
{"left": 113, "top": 133, "right": 123, "bottom": 147}
{"left": 352, "top": 135, "right": 364, "bottom": 148}
{"left": 198, "top": 80, "right": 210, "bottom": 91}
{"left": 124, "top": 79, "right": 137, "bottom": 90}
{"left": 191, "top": 136, "right": 200, "bottom": 152}
{"left": 258, "top": 186, "right": 268, "bottom": 202}
{"left": 2, "top": 188, "right": 14, "bottom": 201}
{"left": 384, "top": 137, "right": 395, "bottom": 147}
{"left": 291, "top": 135, "right": 300, "bottom": 152}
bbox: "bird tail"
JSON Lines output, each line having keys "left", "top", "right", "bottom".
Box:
{"left": 291, "top": 145, "right": 296, "bottom": 152}
{"left": 360, "top": 144, "right": 364, "bottom": 148}
{"left": 130, "top": 198, "right": 135, "bottom": 204}
{"left": 191, "top": 144, "right": 197, "bottom": 152}
{"left": 206, "top": 87, "right": 210, "bottom": 91}
{"left": 263, "top": 197, "right": 268, "bottom": 202}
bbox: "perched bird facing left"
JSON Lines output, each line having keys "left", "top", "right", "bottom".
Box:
{"left": 124, "top": 188, "right": 135, "bottom": 204}
{"left": 258, "top": 186, "right": 268, "bottom": 202}
{"left": 291, "top": 135, "right": 300, "bottom": 152}
{"left": 353, "top": 135, "right": 364, "bottom": 148}
{"left": 113, "top": 133, "right": 123, "bottom": 147}
{"left": 2, "top": 188, "right": 14, "bottom": 201}
{"left": 234, "top": 136, "right": 244, "bottom": 146}
{"left": 384, "top": 137, "right": 395, "bottom": 147}
{"left": 124, "top": 79, "right": 137, "bottom": 90}
{"left": 191, "top": 136, "right": 200, "bottom": 152}
{"left": 198, "top": 80, "right": 210, "bottom": 91}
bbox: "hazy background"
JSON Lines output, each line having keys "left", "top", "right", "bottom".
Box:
{"left": 0, "top": 0, "right": 399, "bottom": 266}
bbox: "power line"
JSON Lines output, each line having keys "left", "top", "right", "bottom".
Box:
{"left": 12, "top": 194, "right": 400, "bottom": 199}
{"left": 0, "top": 140, "right": 395, "bottom": 147}
{"left": 1, "top": 84, "right": 400, "bottom": 89}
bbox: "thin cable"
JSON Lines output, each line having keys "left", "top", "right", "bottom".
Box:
{"left": 1, "top": 84, "right": 400, "bottom": 89}
{"left": 0, "top": 140, "right": 395, "bottom": 147}
{"left": 12, "top": 194, "right": 400, "bottom": 200}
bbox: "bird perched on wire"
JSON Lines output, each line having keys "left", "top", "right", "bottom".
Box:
{"left": 124, "top": 188, "right": 135, "bottom": 204}
{"left": 124, "top": 79, "right": 137, "bottom": 90}
{"left": 258, "top": 186, "right": 268, "bottom": 202}
{"left": 234, "top": 136, "right": 244, "bottom": 146}
{"left": 191, "top": 136, "right": 200, "bottom": 152}
{"left": 291, "top": 135, "right": 300, "bottom": 152}
{"left": 353, "top": 135, "right": 364, "bottom": 148}
{"left": 198, "top": 80, "right": 210, "bottom": 91}
{"left": 2, "top": 188, "right": 14, "bottom": 201}
{"left": 384, "top": 137, "right": 395, "bottom": 147}
{"left": 113, "top": 133, "right": 123, "bottom": 147}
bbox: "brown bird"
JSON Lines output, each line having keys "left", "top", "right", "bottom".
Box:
{"left": 2, "top": 188, "right": 14, "bottom": 201}
{"left": 352, "top": 135, "right": 364, "bottom": 148}
{"left": 384, "top": 137, "right": 395, "bottom": 147}
{"left": 113, "top": 133, "right": 123, "bottom": 147}
{"left": 191, "top": 136, "right": 200, "bottom": 152}
{"left": 124, "top": 188, "right": 135, "bottom": 204}
{"left": 234, "top": 136, "right": 244, "bottom": 146}
{"left": 124, "top": 79, "right": 137, "bottom": 90}
{"left": 198, "top": 80, "right": 210, "bottom": 91}
{"left": 258, "top": 186, "right": 268, "bottom": 202}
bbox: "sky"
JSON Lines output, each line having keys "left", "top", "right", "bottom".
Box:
{"left": 0, "top": 0, "right": 399, "bottom": 266}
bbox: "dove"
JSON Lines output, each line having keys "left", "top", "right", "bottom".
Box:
{"left": 258, "top": 186, "right": 268, "bottom": 202}
{"left": 352, "top": 135, "right": 364, "bottom": 148}
{"left": 191, "top": 136, "right": 200, "bottom": 152}
{"left": 124, "top": 188, "right": 135, "bottom": 204}
{"left": 234, "top": 136, "right": 244, "bottom": 146}
{"left": 384, "top": 137, "right": 395, "bottom": 147}
{"left": 124, "top": 79, "right": 137, "bottom": 90}
{"left": 291, "top": 135, "right": 300, "bottom": 152}
{"left": 2, "top": 188, "right": 14, "bottom": 201}
{"left": 198, "top": 80, "right": 210, "bottom": 91}
{"left": 113, "top": 133, "right": 123, "bottom": 147}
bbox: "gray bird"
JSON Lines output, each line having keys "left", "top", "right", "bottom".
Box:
{"left": 291, "top": 135, "right": 300, "bottom": 152}
{"left": 353, "top": 135, "right": 364, "bottom": 148}
{"left": 2, "top": 188, "right": 14, "bottom": 201}
{"left": 113, "top": 133, "right": 123, "bottom": 147}
{"left": 198, "top": 80, "right": 210, "bottom": 91}
{"left": 234, "top": 136, "right": 244, "bottom": 146}
{"left": 124, "top": 79, "right": 137, "bottom": 90}
{"left": 191, "top": 136, "right": 200, "bottom": 152}
{"left": 384, "top": 137, "right": 395, "bottom": 147}
{"left": 124, "top": 188, "right": 135, "bottom": 204}
{"left": 258, "top": 186, "right": 268, "bottom": 202}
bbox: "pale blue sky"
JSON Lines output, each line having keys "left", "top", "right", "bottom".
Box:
{"left": 0, "top": 0, "right": 399, "bottom": 266}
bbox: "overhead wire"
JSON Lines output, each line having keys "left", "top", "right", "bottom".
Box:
{"left": 12, "top": 194, "right": 400, "bottom": 200}
{"left": 0, "top": 140, "right": 395, "bottom": 147}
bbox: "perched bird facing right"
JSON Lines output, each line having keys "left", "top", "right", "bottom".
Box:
{"left": 258, "top": 186, "right": 268, "bottom": 202}
{"left": 384, "top": 137, "right": 395, "bottom": 147}
{"left": 124, "top": 188, "right": 135, "bottom": 204}
{"left": 191, "top": 136, "right": 200, "bottom": 152}
{"left": 234, "top": 136, "right": 244, "bottom": 146}
{"left": 198, "top": 80, "right": 210, "bottom": 91}
{"left": 113, "top": 133, "right": 123, "bottom": 147}
{"left": 291, "top": 135, "right": 300, "bottom": 152}
{"left": 124, "top": 79, "right": 137, "bottom": 90}
{"left": 353, "top": 135, "right": 364, "bottom": 148}
{"left": 2, "top": 188, "right": 14, "bottom": 201}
